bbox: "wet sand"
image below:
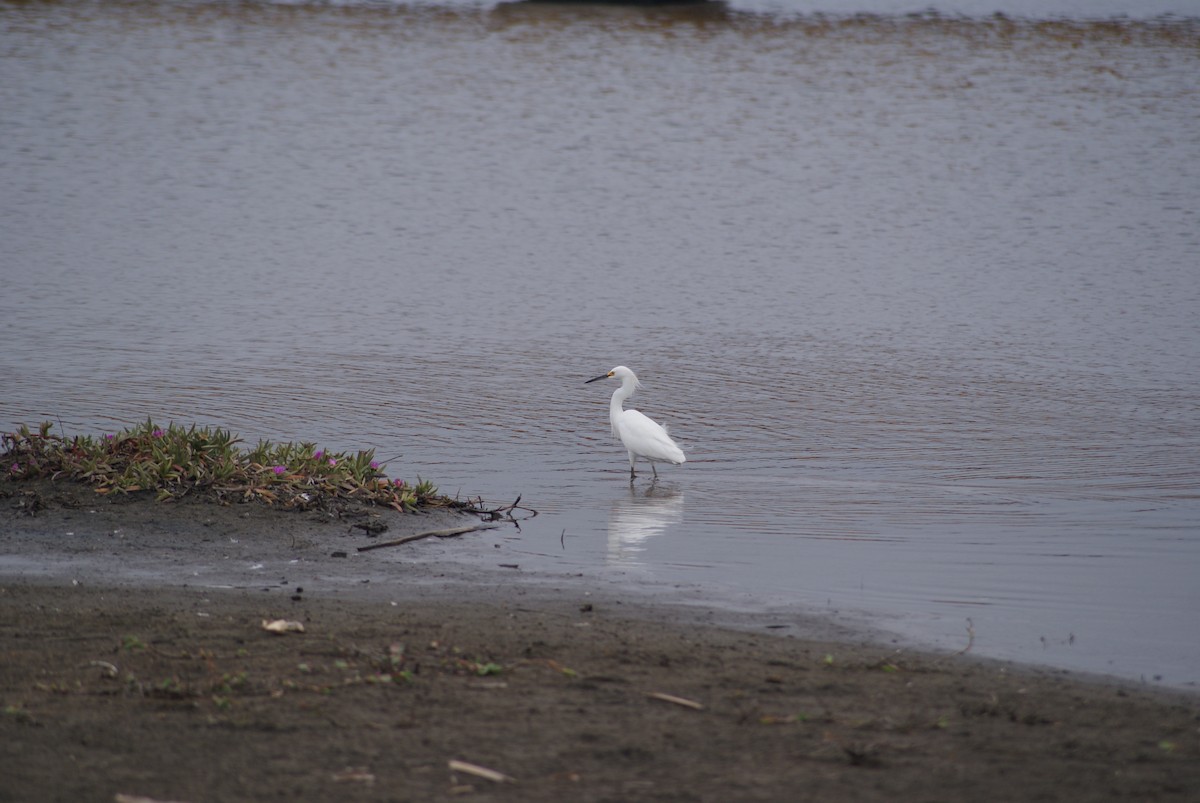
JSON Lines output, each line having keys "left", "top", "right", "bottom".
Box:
{"left": 1, "top": 480, "right": 1197, "bottom": 802}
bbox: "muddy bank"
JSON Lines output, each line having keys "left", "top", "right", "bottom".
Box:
{"left": 0, "top": 478, "right": 492, "bottom": 595}
{"left": 1, "top": 482, "right": 1198, "bottom": 802}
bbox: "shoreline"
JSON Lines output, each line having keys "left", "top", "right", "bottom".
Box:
{"left": 3, "top": 477, "right": 1194, "bottom": 692}
{"left": 2, "top": 481, "right": 1199, "bottom": 800}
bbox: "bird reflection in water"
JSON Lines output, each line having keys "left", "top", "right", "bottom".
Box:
{"left": 607, "top": 485, "right": 684, "bottom": 567}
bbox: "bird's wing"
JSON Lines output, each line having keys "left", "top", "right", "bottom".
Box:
{"left": 618, "top": 409, "right": 686, "bottom": 464}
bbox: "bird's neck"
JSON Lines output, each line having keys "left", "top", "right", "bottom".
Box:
{"left": 609, "top": 388, "right": 628, "bottom": 436}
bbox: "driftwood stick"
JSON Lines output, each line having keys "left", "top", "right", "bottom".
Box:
{"left": 356, "top": 523, "right": 498, "bottom": 552}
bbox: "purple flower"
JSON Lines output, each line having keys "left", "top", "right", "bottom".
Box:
{"left": 9, "top": 463, "right": 19, "bottom": 474}
{"left": 313, "top": 450, "right": 324, "bottom": 460}
{"left": 273, "top": 465, "right": 286, "bottom": 475}
{"left": 328, "top": 458, "right": 337, "bottom": 466}
{"left": 393, "top": 478, "right": 405, "bottom": 488}
{"left": 152, "top": 429, "right": 164, "bottom": 438}
{"left": 103, "top": 434, "right": 114, "bottom": 441}
{"left": 369, "top": 461, "right": 380, "bottom": 470}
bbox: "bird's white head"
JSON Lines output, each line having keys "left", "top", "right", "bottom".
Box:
{"left": 585, "top": 365, "right": 642, "bottom": 389}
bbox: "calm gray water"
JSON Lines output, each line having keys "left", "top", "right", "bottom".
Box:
{"left": 2, "top": 0, "right": 1198, "bottom": 687}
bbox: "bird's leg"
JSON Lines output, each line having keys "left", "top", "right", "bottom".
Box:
{"left": 651, "top": 463, "right": 659, "bottom": 479}
{"left": 628, "top": 453, "right": 637, "bottom": 480}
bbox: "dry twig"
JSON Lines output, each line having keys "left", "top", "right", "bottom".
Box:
{"left": 461, "top": 495, "right": 538, "bottom": 523}
{"left": 954, "top": 617, "right": 976, "bottom": 656}
{"left": 356, "top": 523, "right": 498, "bottom": 552}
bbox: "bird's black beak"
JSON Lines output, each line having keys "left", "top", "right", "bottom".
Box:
{"left": 585, "top": 373, "right": 610, "bottom": 384}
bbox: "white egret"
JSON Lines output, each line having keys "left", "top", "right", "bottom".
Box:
{"left": 585, "top": 366, "right": 686, "bottom": 479}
